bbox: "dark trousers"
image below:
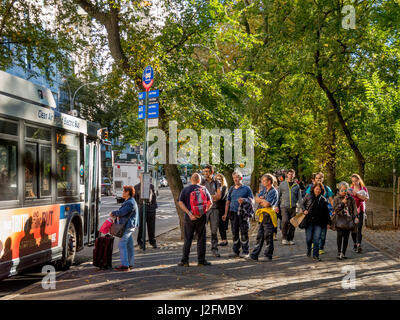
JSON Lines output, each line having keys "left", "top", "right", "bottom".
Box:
{"left": 306, "top": 224, "right": 322, "bottom": 258}
{"left": 207, "top": 208, "right": 220, "bottom": 251}
{"left": 181, "top": 215, "right": 207, "bottom": 263}
{"left": 230, "top": 211, "right": 250, "bottom": 254}
{"left": 351, "top": 211, "right": 364, "bottom": 246}
{"left": 337, "top": 229, "right": 350, "bottom": 255}
{"left": 281, "top": 207, "right": 297, "bottom": 241}
{"left": 218, "top": 208, "right": 229, "bottom": 241}
{"left": 251, "top": 222, "right": 274, "bottom": 259}
{"left": 137, "top": 208, "right": 156, "bottom": 246}
{"left": 319, "top": 225, "right": 327, "bottom": 250}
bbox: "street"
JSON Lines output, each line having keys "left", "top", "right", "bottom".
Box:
{"left": 0, "top": 187, "right": 179, "bottom": 298}
{"left": 3, "top": 220, "right": 400, "bottom": 300}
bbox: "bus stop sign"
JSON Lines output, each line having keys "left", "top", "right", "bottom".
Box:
{"left": 142, "top": 66, "right": 154, "bottom": 90}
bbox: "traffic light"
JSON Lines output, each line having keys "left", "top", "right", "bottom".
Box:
{"left": 100, "top": 128, "right": 111, "bottom": 145}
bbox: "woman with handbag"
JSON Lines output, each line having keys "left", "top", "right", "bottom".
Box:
{"left": 350, "top": 174, "right": 369, "bottom": 253}
{"left": 332, "top": 182, "right": 357, "bottom": 260}
{"left": 301, "top": 182, "right": 331, "bottom": 261}
{"left": 110, "top": 185, "right": 139, "bottom": 271}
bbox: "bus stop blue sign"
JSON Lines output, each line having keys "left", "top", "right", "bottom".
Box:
{"left": 142, "top": 66, "right": 154, "bottom": 90}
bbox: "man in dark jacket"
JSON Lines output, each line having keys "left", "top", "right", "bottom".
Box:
{"left": 135, "top": 176, "right": 158, "bottom": 249}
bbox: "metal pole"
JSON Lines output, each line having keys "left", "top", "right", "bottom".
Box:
{"left": 142, "top": 88, "right": 149, "bottom": 251}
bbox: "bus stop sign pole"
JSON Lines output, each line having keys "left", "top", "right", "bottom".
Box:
{"left": 141, "top": 66, "right": 154, "bottom": 251}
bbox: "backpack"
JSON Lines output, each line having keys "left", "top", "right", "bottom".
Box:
{"left": 190, "top": 186, "right": 210, "bottom": 218}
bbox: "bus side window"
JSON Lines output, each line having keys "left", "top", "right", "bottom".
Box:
{"left": 24, "top": 144, "right": 37, "bottom": 199}
{"left": 24, "top": 126, "right": 52, "bottom": 200}
{"left": 0, "top": 139, "right": 18, "bottom": 201}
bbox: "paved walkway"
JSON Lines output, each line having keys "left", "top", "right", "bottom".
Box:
{"left": 9, "top": 221, "right": 400, "bottom": 300}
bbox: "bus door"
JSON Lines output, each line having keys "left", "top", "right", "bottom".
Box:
{"left": 84, "top": 140, "right": 101, "bottom": 245}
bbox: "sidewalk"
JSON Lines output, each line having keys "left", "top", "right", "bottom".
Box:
{"left": 9, "top": 221, "right": 400, "bottom": 300}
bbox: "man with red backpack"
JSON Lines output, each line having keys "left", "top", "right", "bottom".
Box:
{"left": 177, "top": 173, "right": 213, "bottom": 267}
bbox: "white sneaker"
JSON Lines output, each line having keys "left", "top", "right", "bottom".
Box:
{"left": 289, "top": 241, "right": 295, "bottom": 245}
{"left": 282, "top": 240, "right": 288, "bottom": 245}
{"left": 240, "top": 253, "right": 250, "bottom": 259}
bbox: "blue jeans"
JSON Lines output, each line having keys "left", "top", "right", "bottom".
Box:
{"left": 119, "top": 228, "right": 135, "bottom": 267}
{"left": 319, "top": 225, "right": 327, "bottom": 250}
{"left": 306, "top": 224, "right": 322, "bottom": 258}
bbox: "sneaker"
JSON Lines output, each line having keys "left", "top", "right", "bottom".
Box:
{"left": 239, "top": 253, "right": 250, "bottom": 258}
{"left": 337, "top": 253, "right": 343, "bottom": 260}
{"left": 151, "top": 244, "right": 158, "bottom": 249}
{"left": 114, "top": 265, "right": 130, "bottom": 271}
{"left": 313, "top": 256, "right": 322, "bottom": 262}
{"left": 319, "top": 249, "right": 325, "bottom": 255}
{"left": 177, "top": 261, "right": 189, "bottom": 267}
{"left": 356, "top": 246, "right": 362, "bottom": 253}
{"left": 244, "top": 255, "right": 258, "bottom": 262}
{"left": 306, "top": 251, "right": 311, "bottom": 258}
{"left": 342, "top": 254, "right": 348, "bottom": 260}
{"left": 212, "top": 250, "right": 221, "bottom": 257}
{"left": 273, "top": 234, "right": 278, "bottom": 241}
{"left": 228, "top": 253, "right": 240, "bottom": 258}
{"left": 259, "top": 256, "right": 272, "bottom": 262}
{"left": 129, "top": 265, "right": 134, "bottom": 270}
{"left": 282, "top": 240, "right": 289, "bottom": 245}
{"left": 353, "top": 244, "right": 357, "bottom": 252}
{"left": 198, "top": 260, "right": 211, "bottom": 266}
{"left": 218, "top": 241, "right": 228, "bottom": 246}
{"left": 289, "top": 241, "right": 295, "bottom": 245}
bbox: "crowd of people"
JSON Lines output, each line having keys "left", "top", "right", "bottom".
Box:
{"left": 106, "top": 165, "right": 369, "bottom": 271}
{"left": 177, "top": 166, "right": 369, "bottom": 266}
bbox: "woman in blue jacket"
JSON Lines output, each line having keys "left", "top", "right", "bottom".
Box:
{"left": 110, "top": 185, "right": 139, "bottom": 271}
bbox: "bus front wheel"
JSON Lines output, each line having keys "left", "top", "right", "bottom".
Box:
{"left": 56, "top": 223, "right": 77, "bottom": 271}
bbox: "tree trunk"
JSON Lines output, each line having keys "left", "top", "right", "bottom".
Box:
{"left": 316, "top": 74, "right": 365, "bottom": 178}
{"left": 325, "top": 108, "right": 337, "bottom": 193}
{"left": 159, "top": 107, "right": 185, "bottom": 239}
{"left": 250, "top": 148, "right": 261, "bottom": 194}
{"left": 75, "top": 0, "right": 187, "bottom": 236}
{"left": 164, "top": 163, "right": 185, "bottom": 239}
{"left": 223, "top": 167, "right": 234, "bottom": 189}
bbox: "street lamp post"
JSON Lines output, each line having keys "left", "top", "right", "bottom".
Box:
{"left": 70, "top": 82, "right": 99, "bottom": 112}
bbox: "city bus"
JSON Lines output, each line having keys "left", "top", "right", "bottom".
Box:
{"left": 0, "top": 70, "right": 102, "bottom": 279}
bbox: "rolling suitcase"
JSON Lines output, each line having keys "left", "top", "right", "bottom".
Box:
{"left": 93, "top": 235, "right": 114, "bottom": 269}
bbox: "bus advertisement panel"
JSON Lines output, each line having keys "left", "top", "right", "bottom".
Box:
{"left": 0, "top": 205, "right": 60, "bottom": 261}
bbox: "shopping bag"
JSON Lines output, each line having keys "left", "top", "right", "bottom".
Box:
{"left": 290, "top": 211, "right": 305, "bottom": 228}
{"left": 99, "top": 217, "right": 114, "bottom": 234}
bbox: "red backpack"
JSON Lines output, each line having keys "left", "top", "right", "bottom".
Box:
{"left": 190, "top": 186, "right": 210, "bottom": 218}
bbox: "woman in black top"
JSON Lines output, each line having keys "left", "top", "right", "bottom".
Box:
{"left": 215, "top": 173, "right": 229, "bottom": 246}
{"left": 301, "top": 182, "right": 331, "bottom": 261}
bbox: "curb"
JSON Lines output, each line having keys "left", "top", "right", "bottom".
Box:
{"left": 0, "top": 225, "right": 179, "bottom": 300}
